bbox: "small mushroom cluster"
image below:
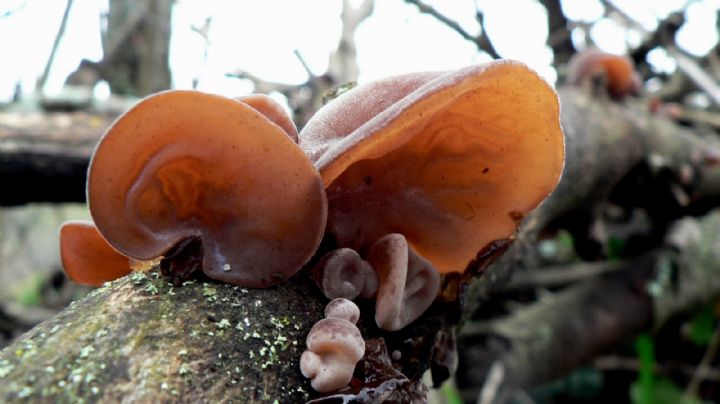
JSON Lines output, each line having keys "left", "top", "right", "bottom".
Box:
{"left": 302, "top": 60, "right": 565, "bottom": 331}
{"left": 59, "top": 60, "right": 565, "bottom": 395}
{"left": 300, "top": 298, "right": 365, "bottom": 393}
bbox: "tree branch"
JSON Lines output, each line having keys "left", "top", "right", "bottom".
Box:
{"left": 404, "top": 0, "right": 501, "bottom": 59}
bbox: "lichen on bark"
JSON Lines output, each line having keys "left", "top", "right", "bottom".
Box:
{"left": 0, "top": 270, "right": 325, "bottom": 403}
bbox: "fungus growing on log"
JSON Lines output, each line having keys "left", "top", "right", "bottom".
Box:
{"left": 299, "top": 61, "right": 564, "bottom": 328}
{"left": 235, "top": 94, "right": 298, "bottom": 141}
{"left": 60, "top": 220, "right": 132, "bottom": 286}
{"left": 87, "top": 90, "right": 327, "bottom": 287}
{"left": 301, "top": 298, "right": 365, "bottom": 393}
{"left": 311, "top": 248, "right": 378, "bottom": 300}
{"left": 367, "top": 233, "right": 440, "bottom": 331}
{"left": 567, "top": 48, "right": 642, "bottom": 99}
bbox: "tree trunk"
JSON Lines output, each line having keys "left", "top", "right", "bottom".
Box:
{"left": 0, "top": 272, "right": 325, "bottom": 403}
{"left": 103, "top": 0, "right": 172, "bottom": 96}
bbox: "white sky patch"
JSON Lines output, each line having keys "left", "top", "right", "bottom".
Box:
{"left": 479, "top": 0, "right": 556, "bottom": 82}
{"left": 647, "top": 47, "right": 677, "bottom": 74}
{"left": 0, "top": 1, "right": 66, "bottom": 98}
{"left": 355, "top": 0, "right": 479, "bottom": 83}
{"left": 676, "top": 0, "right": 720, "bottom": 56}
{"left": 0, "top": 0, "right": 719, "bottom": 103}
{"left": 560, "top": 0, "right": 604, "bottom": 22}
{"left": 590, "top": 18, "right": 630, "bottom": 54}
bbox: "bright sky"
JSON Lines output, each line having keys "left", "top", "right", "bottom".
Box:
{"left": 0, "top": 0, "right": 718, "bottom": 103}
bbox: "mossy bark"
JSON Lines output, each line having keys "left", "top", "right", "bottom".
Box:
{"left": 0, "top": 272, "right": 325, "bottom": 403}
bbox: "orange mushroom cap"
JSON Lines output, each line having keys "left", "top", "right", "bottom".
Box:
{"left": 567, "top": 48, "right": 641, "bottom": 99}
{"left": 88, "top": 90, "right": 327, "bottom": 288}
{"left": 299, "top": 60, "right": 564, "bottom": 274}
{"left": 60, "top": 220, "right": 132, "bottom": 286}
{"left": 235, "top": 94, "right": 298, "bottom": 142}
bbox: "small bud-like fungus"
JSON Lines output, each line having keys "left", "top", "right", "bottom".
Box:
{"left": 311, "top": 248, "right": 378, "bottom": 300}
{"left": 367, "top": 234, "right": 440, "bottom": 331}
{"left": 300, "top": 298, "right": 365, "bottom": 393}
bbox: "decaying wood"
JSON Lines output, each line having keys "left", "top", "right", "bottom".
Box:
{"left": 457, "top": 210, "right": 720, "bottom": 402}
{"left": 0, "top": 272, "right": 325, "bottom": 403}
{"left": 0, "top": 110, "right": 112, "bottom": 206}
{"left": 458, "top": 87, "right": 720, "bottom": 400}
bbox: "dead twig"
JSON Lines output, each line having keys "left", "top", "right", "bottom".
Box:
{"left": 38, "top": 0, "right": 74, "bottom": 92}
{"left": 684, "top": 322, "right": 720, "bottom": 400}
{"left": 404, "top": 0, "right": 501, "bottom": 59}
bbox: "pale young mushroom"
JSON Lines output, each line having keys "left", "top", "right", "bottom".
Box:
{"left": 311, "top": 248, "right": 378, "bottom": 300}
{"left": 87, "top": 90, "right": 327, "bottom": 287}
{"left": 366, "top": 233, "right": 440, "bottom": 331}
{"left": 324, "top": 297, "right": 361, "bottom": 323}
{"left": 300, "top": 298, "right": 365, "bottom": 393}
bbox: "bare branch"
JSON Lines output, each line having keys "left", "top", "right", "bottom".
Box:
{"left": 684, "top": 322, "right": 720, "bottom": 400}
{"left": 404, "top": 0, "right": 501, "bottom": 59}
{"left": 669, "top": 46, "right": 720, "bottom": 108}
{"left": 38, "top": 0, "right": 74, "bottom": 92}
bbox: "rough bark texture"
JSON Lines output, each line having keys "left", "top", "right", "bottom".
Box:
{"left": 103, "top": 0, "right": 172, "bottom": 96}
{"left": 0, "top": 272, "right": 325, "bottom": 403}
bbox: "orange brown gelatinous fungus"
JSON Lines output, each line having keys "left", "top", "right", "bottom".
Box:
{"left": 300, "top": 298, "right": 365, "bottom": 393}
{"left": 299, "top": 60, "right": 564, "bottom": 329}
{"left": 235, "top": 94, "right": 298, "bottom": 142}
{"left": 60, "top": 220, "right": 132, "bottom": 287}
{"left": 87, "top": 90, "right": 327, "bottom": 288}
{"left": 300, "top": 61, "right": 564, "bottom": 276}
{"left": 567, "top": 48, "right": 642, "bottom": 99}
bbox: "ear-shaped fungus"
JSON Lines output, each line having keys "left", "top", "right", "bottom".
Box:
{"left": 366, "top": 233, "right": 440, "bottom": 331}
{"left": 567, "top": 48, "right": 641, "bottom": 99}
{"left": 300, "top": 298, "right": 365, "bottom": 393}
{"left": 235, "top": 94, "right": 298, "bottom": 142}
{"left": 88, "top": 90, "right": 327, "bottom": 288}
{"left": 299, "top": 60, "right": 564, "bottom": 277}
{"left": 311, "top": 248, "right": 378, "bottom": 300}
{"left": 60, "top": 220, "right": 132, "bottom": 286}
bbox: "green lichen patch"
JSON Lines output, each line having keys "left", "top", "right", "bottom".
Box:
{"left": 0, "top": 269, "right": 326, "bottom": 403}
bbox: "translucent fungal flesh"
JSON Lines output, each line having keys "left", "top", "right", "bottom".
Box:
{"left": 299, "top": 60, "right": 565, "bottom": 275}
{"left": 88, "top": 90, "right": 327, "bottom": 287}
{"left": 60, "top": 220, "right": 132, "bottom": 286}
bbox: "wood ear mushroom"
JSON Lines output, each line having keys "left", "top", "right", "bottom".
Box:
{"left": 300, "top": 298, "right": 365, "bottom": 393}
{"left": 299, "top": 60, "right": 565, "bottom": 330}
{"left": 61, "top": 90, "right": 327, "bottom": 288}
